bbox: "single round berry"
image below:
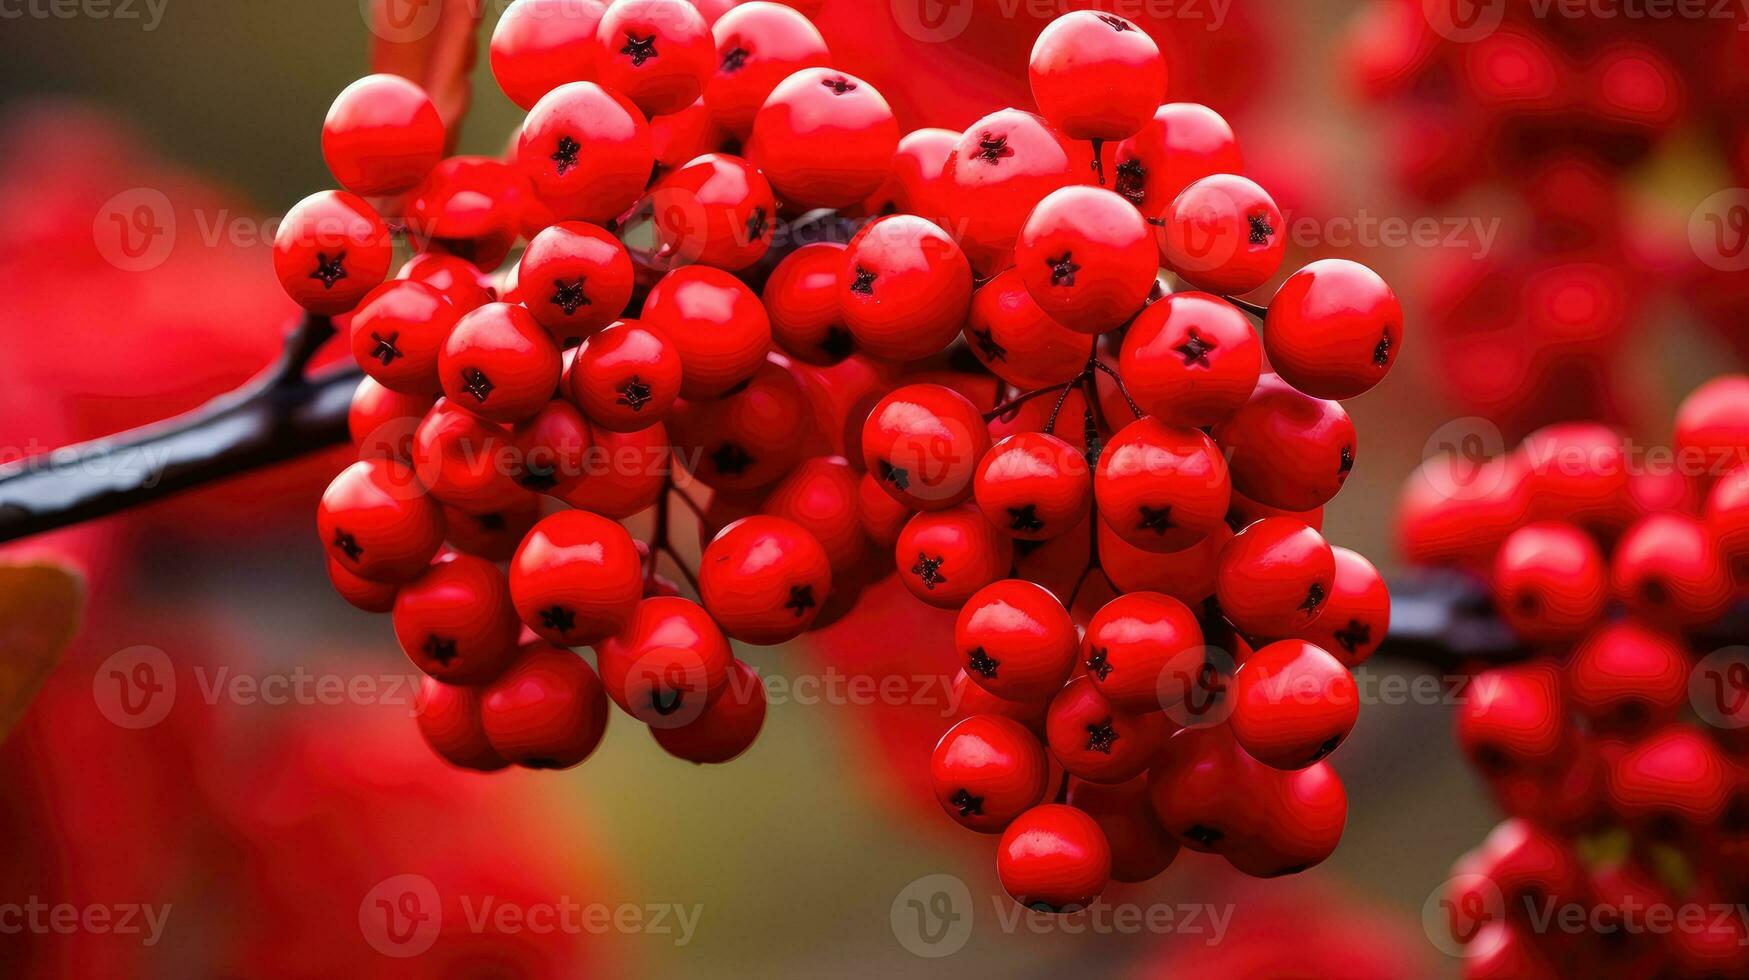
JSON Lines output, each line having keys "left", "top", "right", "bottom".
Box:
{"left": 1148, "top": 723, "right": 1262, "bottom": 852}
{"left": 1225, "top": 761, "right": 1346, "bottom": 877}
{"left": 974, "top": 432, "right": 1090, "bottom": 541}
{"left": 763, "top": 242, "right": 853, "bottom": 365}
{"left": 1611, "top": 513, "right": 1734, "bottom": 626}
{"left": 1305, "top": 547, "right": 1390, "bottom": 669}
{"left": 669, "top": 356, "right": 813, "bottom": 491}
{"left": 519, "top": 221, "right": 635, "bottom": 343}
{"left": 861, "top": 383, "right": 992, "bottom": 511}
{"left": 954, "top": 579, "right": 1078, "bottom": 703}
{"left": 317, "top": 459, "right": 445, "bottom": 583}
{"left": 510, "top": 399, "right": 593, "bottom": 498}
{"left": 404, "top": 156, "right": 534, "bottom": 270}
{"left": 322, "top": 74, "right": 445, "bottom": 196}
{"left": 640, "top": 265, "right": 773, "bottom": 398}
{"left": 1675, "top": 375, "right": 1749, "bottom": 483}
{"left": 932, "top": 715, "right": 1050, "bottom": 834}
{"left": 1216, "top": 517, "right": 1336, "bottom": 640}
{"left": 699, "top": 516, "right": 833, "bottom": 645}
{"left": 1119, "top": 292, "right": 1261, "bottom": 428}
{"left": 650, "top": 153, "right": 776, "bottom": 272}
{"left": 510, "top": 511, "right": 643, "bottom": 647}
{"left": 1105, "top": 103, "right": 1243, "bottom": 219}
{"left": 273, "top": 191, "right": 393, "bottom": 315}
{"left": 749, "top": 68, "right": 899, "bottom": 209}
{"left": 1064, "top": 775, "right": 1179, "bottom": 883}
{"left": 1082, "top": 591, "right": 1205, "bottom": 713}
{"left": 1264, "top": 259, "right": 1403, "bottom": 400}
{"left": 1094, "top": 417, "right": 1231, "bottom": 553}
{"left": 592, "top": 0, "right": 715, "bottom": 117}
{"left": 517, "top": 81, "right": 654, "bottom": 223}
{"left": 594, "top": 596, "right": 733, "bottom": 727}
{"left": 857, "top": 469, "right": 911, "bottom": 549}
{"left": 839, "top": 215, "right": 973, "bottom": 362}
{"left": 1098, "top": 520, "right": 1229, "bottom": 607}
{"left": 393, "top": 555, "right": 523, "bottom": 684}
{"left": 895, "top": 505, "right": 1013, "bottom": 609}
{"left": 1016, "top": 186, "right": 1157, "bottom": 334}
{"left": 652, "top": 658, "right": 767, "bottom": 764}
{"left": 1213, "top": 374, "right": 1357, "bottom": 512}
{"left": 571, "top": 319, "right": 684, "bottom": 431}
{"left": 996, "top": 804, "right": 1112, "bottom": 913}
{"left": 1491, "top": 522, "right": 1606, "bottom": 643}
{"left": 416, "top": 677, "right": 509, "bottom": 772}
{"left": 649, "top": 96, "right": 727, "bottom": 184}
{"left": 1230, "top": 640, "right": 1358, "bottom": 770}
{"left": 490, "top": 0, "right": 609, "bottom": 110}
{"left": 326, "top": 557, "right": 401, "bottom": 614}
{"left": 965, "top": 270, "right": 1093, "bottom": 389}
{"left": 703, "top": 0, "right": 830, "bottom": 135}
{"left": 440, "top": 302, "right": 563, "bottom": 424}
{"left": 442, "top": 499, "right": 542, "bottom": 563}
{"left": 559, "top": 422, "right": 672, "bottom": 519}
{"left": 943, "top": 108, "right": 1080, "bottom": 271}
{"left": 1706, "top": 465, "right": 1749, "bottom": 585}
{"left": 397, "top": 251, "right": 497, "bottom": 313}
{"left": 1568, "top": 622, "right": 1689, "bottom": 736}
{"left": 1455, "top": 664, "right": 1570, "bottom": 777}
{"left": 1045, "top": 675, "right": 1167, "bottom": 785}
{"left": 411, "top": 400, "right": 532, "bottom": 515}
{"left": 1028, "top": 10, "right": 1166, "bottom": 141}
{"left": 1517, "top": 422, "right": 1635, "bottom": 537}
{"left": 1158, "top": 173, "right": 1285, "bottom": 296}
{"left": 349, "top": 280, "right": 460, "bottom": 396}
{"left": 480, "top": 642, "right": 611, "bottom": 769}
{"left": 863, "top": 127, "right": 959, "bottom": 224}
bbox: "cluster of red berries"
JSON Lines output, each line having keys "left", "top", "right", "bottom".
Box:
{"left": 1401, "top": 376, "right": 1749, "bottom": 976}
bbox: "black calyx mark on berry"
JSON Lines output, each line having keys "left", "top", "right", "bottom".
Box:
{"left": 912, "top": 553, "right": 948, "bottom": 590}
{"left": 711, "top": 442, "right": 756, "bottom": 476}
{"left": 650, "top": 688, "right": 684, "bottom": 716}
{"left": 1334, "top": 619, "right": 1371, "bottom": 654}
{"left": 332, "top": 529, "right": 363, "bottom": 561}
{"left": 617, "top": 376, "right": 653, "bottom": 412}
{"left": 746, "top": 207, "right": 769, "bottom": 241}
{"left": 784, "top": 584, "right": 817, "bottom": 619}
{"left": 310, "top": 252, "right": 348, "bottom": 290}
{"left": 1085, "top": 646, "right": 1113, "bottom": 681}
{"left": 621, "top": 33, "right": 658, "bottom": 67}
{"left": 1007, "top": 504, "right": 1043, "bottom": 533}
{"left": 1338, "top": 446, "right": 1354, "bottom": 481}
{"left": 551, "top": 277, "right": 590, "bottom": 315}
{"left": 369, "top": 331, "right": 402, "bottom": 366}
{"left": 721, "top": 46, "right": 749, "bottom": 73}
{"left": 850, "top": 266, "right": 877, "bottom": 295}
{"left": 819, "top": 326, "right": 854, "bottom": 360}
{"left": 519, "top": 459, "right": 559, "bottom": 491}
{"left": 1299, "top": 582, "right": 1326, "bottom": 616}
{"left": 1174, "top": 330, "right": 1214, "bottom": 367}
{"left": 1311, "top": 733, "right": 1341, "bottom": 762}
{"left": 1185, "top": 824, "right": 1223, "bottom": 847}
{"left": 972, "top": 327, "right": 1008, "bottom": 363}
{"left": 880, "top": 460, "right": 910, "bottom": 492}
{"left": 950, "top": 788, "right": 984, "bottom": 817}
{"left": 1085, "top": 720, "right": 1120, "bottom": 754}
{"left": 539, "top": 605, "right": 577, "bottom": 634}
{"left": 1048, "top": 253, "right": 1080, "bottom": 288}
{"left": 974, "top": 133, "right": 1013, "bottom": 164}
{"left": 1640, "top": 579, "right": 1669, "bottom": 606}
{"left": 461, "top": 368, "right": 495, "bottom": 403}
{"left": 966, "top": 646, "right": 999, "bottom": 678}
{"left": 475, "top": 512, "right": 507, "bottom": 532}
{"left": 423, "top": 636, "right": 459, "bottom": 667}
{"left": 1514, "top": 591, "right": 1540, "bottom": 617}
{"left": 551, "top": 135, "right": 582, "bottom": 177}
{"left": 1097, "top": 13, "right": 1134, "bottom": 30}
{"left": 821, "top": 75, "right": 857, "bottom": 95}
{"left": 1138, "top": 505, "right": 1173, "bottom": 535}
{"left": 1247, "top": 211, "right": 1274, "bottom": 245}
{"left": 1373, "top": 329, "right": 1393, "bottom": 367}
{"left": 1114, "top": 158, "right": 1147, "bottom": 207}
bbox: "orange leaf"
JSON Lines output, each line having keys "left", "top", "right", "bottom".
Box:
{"left": 367, "top": 0, "right": 487, "bottom": 137}
{"left": 0, "top": 562, "right": 83, "bottom": 742}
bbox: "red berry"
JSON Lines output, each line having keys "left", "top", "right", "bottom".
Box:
{"left": 704, "top": 1, "right": 829, "bottom": 135}
{"left": 931, "top": 715, "right": 1050, "bottom": 834}
{"left": 1225, "top": 761, "right": 1347, "bottom": 877}
{"left": 1148, "top": 723, "right": 1261, "bottom": 853}
{"left": 650, "top": 153, "right": 776, "bottom": 272}
{"left": 1230, "top": 640, "right": 1358, "bottom": 770}
{"left": 1264, "top": 259, "right": 1403, "bottom": 400}
{"left": 1675, "top": 374, "right": 1749, "bottom": 485}
{"left": 517, "top": 81, "right": 654, "bottom": 223}
{"left": 649, "top": 97, "right": 727, "bottom": 183}
{"left": 411, "top": 400, "right": 531, "bottom": 515}
{"left": 404, "top": 157, "right": 534, "bottom": 270}
{"left": 480, "top": 642, "right": 611, "bottom": 769}
{"left": 1064, "top": 775, "right": 1179, "bottom": 883}
{"left": 669, "top": 357, "right": 812, "bottom": 490}
{"left": 1094, "top": 417, "right": 1231, "bottom": 553}
{"left": 641, "top": 265, "right": 773, "bottom": 398}
{"left": 1216, "top": 517, "right": 1336, "bottom": 639}
{"left": 857, "top": 469, "right": 911, "bottom": 549}
{"left": 593, "top": 0, "right": 714, "bottom": 117}
{"left": 326, "top": 557, "right": 401, "bottom": 613}
{"left": 519, "top": 221, "right": 635, "bottom": 343}
{"left": 1016, "top": 186, "right": 1156, "bottom": 333}
{"left": 1517, "top": 422, "right": 1634, "bottom": 536}
{"left": 861, "top": 383, "right": 991, "bottom": 511}
{"left": 699, "top": 516, "right": 832, "bottom": 644}
{"left": 1304, "top": 547, "right": 1390, "bottom": 668}
{"left": 1456, "top": 664, "right": 1569, "bottom": 777}
{"left": 943, "top": 109, "right": 1079, "bottom": 271}
{"left": 1491, "top": 522, "right": 1606, "bottom": 643}
{"left": 393, "top": 555, "right": 523, "bottom": 684}
{"left": 763, "top": 242, "right": 853, "bottom": 365}
{"left": 1082, "top": 591, "right": 1205, "bottom": 713}
{"left": 974, "top": 432, "right": 1090, "bottom": 541}
{"left": 965, "top": 269, "right": 1093, "bottom": 389}
{"left": 1119, "top": 292, "right": 1261, "bottom": 428}
{"left": 272, "top": 191, "right": 393, "bottom": 315}
{"left": 1046, "top": 675, "right": 1167, "bottom": 784}
{"left": 416, "top": 677, "right": 510, "bottom": 772}
{"left": 760, "top": 456, "right": 865, "bottom": 574}
{"left": 1568, "top": 622, "right": 1688, "bottom": 735}
{"left": 1707, "top": 465, "right": 1749, "bottom": 585}
{"left": 896, "top": 505, "right": 1013, "bottom": 609}
{"left": 594, "top": 596, "right": 733, "bottom": 727}
{"left": 952, "top": 669, "right": 1050, "bottom": 736}
{"left": 490, "top": 0, "right": 609, "bottom": 110}
{"left": 1098, "top": 520, "right": 1229, "bottom": 607}
{"left": 440, "top": 302, "right": 563, "bottom": 424}
{"left": 442, "top": 499, "right": 542, "bottom": 563}
{"left": 571, "top": 319, "right": 684, "bottom": 431}
{"left": 317, "top": 459, "right": 445, "bottom": 583}
{"left": 509, "top": 511, "right": 643, "bottom": 646}
{"left": 510, "top": 400, "right": 593, "bottom": 497}
{"left": 750, "top": 68, "right": 899, "bottom": 209}
{"left": 1105, "top": 103, "right": 1243, "bottom": 219}
{"left": 398, "top": 251, "right": 497, "bottom": 313}
{"left": 954, "top": 579, "right": 1077, "bottom": 703}
{"left": 349, "top": 376, "right": 434, "bottom": 463}
{"left": 1606, "top": 725, "right": 1731, "bottom": 830}
{"left": 839, "top": 215, "right": 973, "bottom": 361}
{"left": 1611, "top": 513, "right": 1734, "bottom": 625}
{"left": 996, "top": 804, "right": 1112, "bottom": 912}
{"left": 560, "top": 422, "right": 673, "bottom": 519}
{"left": 862, "top": 127, "right": 959, "bottom": 224}
{"left": 1158, "top": 174, "right": 1285, "bottom": 296}
{"left": 652, "top": 658, "right": 767, "bottom": 763}
{"left": 1213, "top": 374, "right": 1357, "bottom": 512}
{"left": 349, "top": 280, "right": 459, "bottom": 396}
{"left": 1028, "top": 10, "right": 1165, "bottom": 142}
{"left": 322, "top": 74, "right": 444, "bottom": 197}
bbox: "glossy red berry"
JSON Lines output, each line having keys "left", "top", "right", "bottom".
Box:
{"left": 1015, "top": 186, "right": 1156, "bottom": 333}
{"left": 839, "top": 215, "right": 973, "bottom": 361}
{"left": 762, "top": 242, "right": 851, "bottom": 365}
{"left": 594, "top": 596, "right": 733, "bottom": 727}
{"left": 699, "top": 516, "right": 832, "bottom": 645}
{"left": 1216, "top": 518, "right": 1336, "bottom": 639}
{"left": 1094, "top": 417, "right": 1231, "bottom": 553}
{"left": 954, "top": 579, "right": 1077, "bottom": 703}
{"left": 490, "top": 0, "right": 609, "bottom": 110}
{"left": 509, "top": 399, "right": 592, "bottom": 498}
{"left": 440, "top": 302, "right": 563, "bottom": 424}
{"left": 862, "top": 127, "right": 959, "bottom": 224}
{"left": 1456, "top": 664, "right": 1569, "bottom": 776}
{"left": 593, "top": 0, "right": 714, "bottom": 117}
{"left": 896, "top": 505, "right": 1013, "bottom": 609}
{"left": 326, "top": 557, "right": 401, "bottom": 613}
{"left": 272, "top": 191, "right": 392, "bottom": 315}
{"left": 1046, "top": 675, "right": 1167, "bottom": 784}
{"left": 349, "top": 376, "right": 435, "bottom": 463}
{"left": 750, "top": 68, "right": 899, "bottom": 209}
{"left": 652, "top": 658, "right": 767, "bottom": 764}
{"left": 1213, "top": 374, "right": 1357, "bottom": 512}
{"left": 559, "top": 422, "right": 672, "bottom": 519}
{"left": 1028, "top": 10, "right": 1165, "bottom": 142}
{"left": 759, "top": 456, "right": 865, "bottom": 574}
{"left": 1706, "top": 465, "right": 1749, "bottom": 585}
{"left": 349, "top": 280, "right": 459, "bottom": 396}
{"left": 442, "top": 499, "right": 542, "bottom": 563}
{"left": 317, "top": 459, "right": 444, "bottom": 583}
{"left": 931, "top": 715, "right": 1050, "bottom": 834}
{"left": 650, "top": 153, "right": 776, "bottom": 272}
{"left": 1148, "top": 723, "right": 1260, "bottom": 852}
{"left": 1158, "top": 174, "right": 1285, "bottom": 297}
{"left": 973, "top": 432, "right": 1090, "bottom": 542}
{"left": 1105, "top": 103, "right": 1243, "bottom": 219}
{"left": 640, "top": 265, "right": 773, "bottom": 398}
{"left": 1098, "top": 521, "right": 1229, "bottom": 606}
{"left": 965, "top": 270, "right": 1092, "bottom": 389}
{"left": 509, "top": 511, "right": 643, "bottom": 646}
{"left": 1491, "top": 522, "right": 1606, "bottom": 643}
{"left": 1517, "top": 422, "right": 1634, "bottom": 536}
{"left": 857, "top": 470, "right": 910, "bottom": 548}
{"left": 1675, "top": 374, "right": 1749, "bottom": 483}
{"left": 1225, "top": 761, "right": 1346, "bottom": 877}
{"left": 943, "top": 109, "right": 1079, "bottom": 271}
{"left": 416, "top": 678, "right": 509, "bottom": 772}
{"left": 1230, "top": 640, "right": 1358, "bottom": 769}
{"left": 519, "top": 221, "right": 635, "bottom": 343}
{"left": 397, "top": 252, "right": 497, "bottom": 313}
{"left": 1082, "top": 591, "right": 1205, "bottom": 713}
{"left": 1611, "top": 513, "right": 1734, "bottom": 626}
{"left": 571, "top": 319, "right": 683, "bottom": 430}
{"left": 1264, "top": 259, "right": 1403, "bottom": 400}
{"left": 670, "top": 357, "right": 812, "bottom": 490}
{"left": 393, "top": 555, "right": 523, "bottom": 684}
{"left": 411, "top": 401, "right": 530, "bottom": 515}
{"left": 404, "top": 156, "right": 534, "bottom": 270}
{"left": 517, "top": 82, "right": 654, "bottom": 223}
{"left": 861, "top": 383, "right": 991, "bottom": 510}
{"left": 1568, "top": 622, "right": 1688, "bottom": 735}
{"left": 996, "top": 804, "right": 1112, "bottom": 912}
{"left": 480, "top": 642, "right": 611, "bottom": 769}
{"left": 1305, "top": 547, "right": 1389, "bottom": 668}
{"left": 1119, "top": 292, "right": 1261, "bottom": 428}
{"left": 1064, "top": 775, "right": 1178, "bottom": 883}
{"left": 704, "top": 1, "right": 830, "bottom": 135}
{"left": 322, "top": 74, "right": 444, "bottom": 198}
{"left": 1606, "top": 725, "right": 1731, "bottom": 830}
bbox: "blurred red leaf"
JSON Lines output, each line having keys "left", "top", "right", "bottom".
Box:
{"left": 0, "top": 562, "right": 82, "bottom": 742}
{"left": 367, "top": 0, "right": 486, "bottom": 137}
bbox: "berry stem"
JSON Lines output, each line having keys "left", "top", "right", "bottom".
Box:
{"left": 1226, "top": 296, "right": 1269, "bottom": 320}
{"left": 1089, "top": 138, "right": 1106, "bottom": 187}
{"left": 1090, "top": 360, "right": 1145, "bottom": 419}
{"left": 983, "top": 379, "right": 1079, "bottom": 422}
